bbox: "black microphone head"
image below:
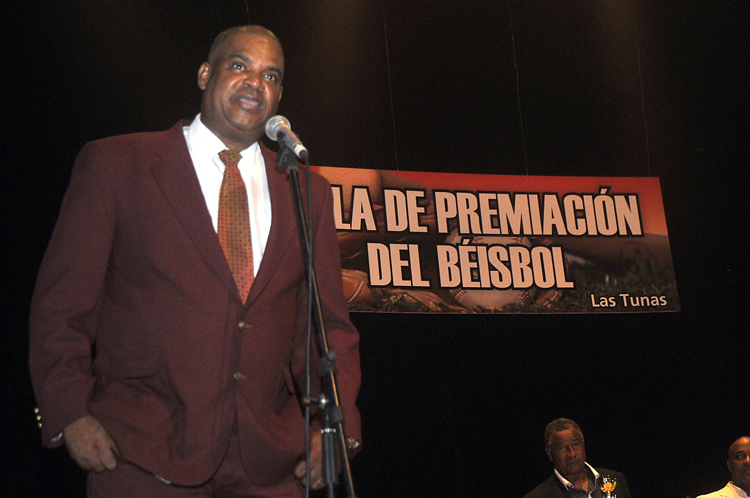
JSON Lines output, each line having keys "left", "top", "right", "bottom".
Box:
{"left": 265, "top": 115, "right": 290, "bottom": 141}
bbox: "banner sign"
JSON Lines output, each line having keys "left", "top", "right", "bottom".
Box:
{"left": 314, "top": 167, "right": 680, "bottom": 314}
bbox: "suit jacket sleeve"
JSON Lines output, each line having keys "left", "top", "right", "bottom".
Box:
{"left": 29, "top": 141, "right": 116, "bottom": 445}
{"left": 617, "top": 471, "right": 633, "bottom": 498}
{"left": 695, "top": 483, "right": 734, "bottom": 498}
{"left": 288, "top": 167, "right": 362, "bottom": 445}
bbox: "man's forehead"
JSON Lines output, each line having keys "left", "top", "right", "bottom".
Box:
{"left": 730, "top": 438, "right": 750, "bottom": 456}
{"left": 214, "top": 31, "right": 283, "bottom": 63}
{"left": 231, "top": 31, "right": 281, "bottom": 51}
{"left": 551, "top": 429, "right": 583, "bottom": 442}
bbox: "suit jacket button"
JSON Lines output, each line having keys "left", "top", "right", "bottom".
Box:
{"left": 233, "top": 371, "right": 244, "bottom": 381}
{"left": 238, "top": 320, "right": 246, "bottom": 330}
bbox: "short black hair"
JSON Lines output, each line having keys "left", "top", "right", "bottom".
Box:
{"left": 544, "top": 418, "right": 583, "bottom": 449}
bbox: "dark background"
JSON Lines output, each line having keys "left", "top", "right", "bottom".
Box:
{"left": 3, "top": 1, "right": 748, "bottom": 497}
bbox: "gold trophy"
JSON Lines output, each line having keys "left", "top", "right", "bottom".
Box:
{"left": 600, "top": 475, "right": 617, "bottom": 498}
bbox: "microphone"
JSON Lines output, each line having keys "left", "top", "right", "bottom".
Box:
{"left": 265, "top": 115, "right": 309, "bottom": 161}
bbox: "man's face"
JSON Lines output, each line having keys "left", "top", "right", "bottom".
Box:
{"left": 728, "top": 437, "right": 750, "bottom": 490}
{"left": 546, "top": 428, "right": 587, "bottom": 478}
{"left": 198, "top": 31, "right": 284, "bottom": 150}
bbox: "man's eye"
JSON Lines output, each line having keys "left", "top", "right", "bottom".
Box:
{"left": 264, "top": 74, "right": 277, "bottom": 82}
{"left": 232, "top": 63, "right": 245, "bottom": 71}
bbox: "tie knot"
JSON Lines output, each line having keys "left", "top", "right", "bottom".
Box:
{"left": 219, "top": 149, "right": 243, "bottom": 167}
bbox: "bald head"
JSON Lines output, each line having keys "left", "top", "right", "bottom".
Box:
{"left": 207, "top": 25, "right": 284, "bottom": 68}
{"left": 727, "top": 436, "right": 750, "bottom": 493}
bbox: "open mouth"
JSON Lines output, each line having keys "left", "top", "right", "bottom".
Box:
{"left": 235, "top": 94, "right": 262, "bottom": 111}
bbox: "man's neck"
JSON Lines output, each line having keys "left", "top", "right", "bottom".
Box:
{"left": 732, "top": 481, "right": 750, "bottom": 497}
{"left": 555, "top": 467, "right": 590, "bottom": 492}
{"left": 565, "top": 470, "right": 589, "bottom": 491}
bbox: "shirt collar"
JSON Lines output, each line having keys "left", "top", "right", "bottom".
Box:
{"left": 554, "top": 463, "right": 600, "bottom": 490}
{"left": 186, "top": 113, "right": 260, "bottom": 168}
{"left": 730, "top": 482, "right": 750, "bottom": 498}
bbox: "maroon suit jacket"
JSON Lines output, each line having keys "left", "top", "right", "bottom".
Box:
{"left": 29, "top": 120, "right": 361, "bottom": 486}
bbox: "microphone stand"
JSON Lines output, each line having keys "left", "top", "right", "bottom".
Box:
{"left": 274, "top": 144, "right": 357, "bottom": 498}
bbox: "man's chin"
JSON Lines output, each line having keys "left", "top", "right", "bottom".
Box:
{"left": 228, "top": 119, "right": 267, "bottom": 139}
{"left": 563, "top": 464, "right": 585, "bottom": 475}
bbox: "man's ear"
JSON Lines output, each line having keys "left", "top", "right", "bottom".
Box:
{"left": 545, "top": 448, "right": 553, "bottom": 462}
{"left": 197, "top": 62, "right": 211, "bottom": 90}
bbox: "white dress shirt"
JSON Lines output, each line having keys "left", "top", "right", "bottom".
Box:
{"left": 554, "top": 463, "right": 600, "bottom": 498}
{"left": 184, "top": 114, "right": 272, "bottom": 275}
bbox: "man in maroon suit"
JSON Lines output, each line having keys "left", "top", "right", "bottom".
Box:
{"left": 29, "top": 25, "right": 361, "bottom": 497}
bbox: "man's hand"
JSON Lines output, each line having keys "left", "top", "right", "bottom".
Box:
{"left": 293, "top": 431, "right": 324, "bottom": 490}
{"left": 63, "top": 415, "right": 120, "bottom": 472}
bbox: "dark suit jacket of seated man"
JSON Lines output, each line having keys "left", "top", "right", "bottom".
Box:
{"left": 523, "top": 467, "right": 632, "bottom": 498}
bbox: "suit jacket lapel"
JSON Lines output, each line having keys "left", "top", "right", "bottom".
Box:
{"left": 149, "top": 127, "right": 303, "bottom": 305}
{"left": 149, "top": 120, "right": 238, "bottom": 299}
{"left": 550, "top": 473, "right": 569, "bottom": 498}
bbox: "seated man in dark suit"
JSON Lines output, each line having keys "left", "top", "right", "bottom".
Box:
{"left": 523, "top": 418, "right": 633, "bottom": 498}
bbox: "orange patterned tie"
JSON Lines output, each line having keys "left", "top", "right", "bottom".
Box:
{"left": 218, "top": 149, "right": 253, "bottom": 302}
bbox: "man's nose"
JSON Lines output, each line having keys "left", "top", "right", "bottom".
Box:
{"left": 244, "top": 72, "right": 264, "bottom": 90}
